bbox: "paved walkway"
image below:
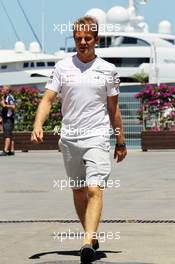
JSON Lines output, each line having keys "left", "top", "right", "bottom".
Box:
{"left": 0, "top": 150, "right": 175, "bottom": 264}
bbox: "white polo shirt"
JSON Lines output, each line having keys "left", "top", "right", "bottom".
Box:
{"left": 45, "top": 55, "right": 120, "bottom": 139}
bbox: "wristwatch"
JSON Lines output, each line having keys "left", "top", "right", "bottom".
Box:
{"left": 115, "top": 142, "right": 126, "bottom": 148}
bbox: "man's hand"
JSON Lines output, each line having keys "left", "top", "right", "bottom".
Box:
{"left": 1, "top": 100, "right": 6, "bottom": 107}
{"left": 31, "top": 90, "right": 57, "bottom": 144}
{"left": 114, "top": 146, "right": 127, "bottom": 163}
{"left": 31, "top": 126, "right": 43, "bottom": 144}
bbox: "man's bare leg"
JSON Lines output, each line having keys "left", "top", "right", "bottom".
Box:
{"left": 73, "top": 186, "right": 103, "bottom": 245}
{"left": 73, "top": 187, "right": 88, "bottom": 230}
{"left": 84, "top": 186, "right": 103, "bottom": 245}
{"left": 10, "top": 139, "right": 15, "bottom": 152}
{"left": 4, "top": 138, "right": 11, "bottom": 152}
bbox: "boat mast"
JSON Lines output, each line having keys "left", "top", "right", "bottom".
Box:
{"left": 0, "top": 0, "right": 21, "bottom": 41}
{"left": 41, "top": 11, "right": 45, "bottom": 53}
{"left": 17, "top": 0, "right": 42, "bottom": 49}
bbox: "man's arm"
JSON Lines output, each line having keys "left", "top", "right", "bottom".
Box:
{"left": 1, "top": 100, "right": 16, "bottom": 110}
{"left": 107, "top": 95, "right": 127, "bottom": 162}
{"left": 31, "top": 89, "right": 57, "bottom": 143}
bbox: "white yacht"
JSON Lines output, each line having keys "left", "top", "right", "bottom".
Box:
{"left": 54, "top": 0, "right": 175, "bottom": 148}
{"left": 56, "top": 0, "right": 175, "bottom": 86}
{"left": 0, "top": 41, "right": 59, "bottom": 89}
{"left": 95, "top": 32, "right": 175, "bottom": 85}
{"left": 1, "top": 0, "right": 175, "bottom": 89}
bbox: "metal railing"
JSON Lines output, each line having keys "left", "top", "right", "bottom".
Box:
{"left": 111, "top": 93, "right": 142, "bottom": 149}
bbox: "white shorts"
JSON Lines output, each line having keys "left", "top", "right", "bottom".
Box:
{"left": 58, "top": 136, "right": 111, "bottom": 189}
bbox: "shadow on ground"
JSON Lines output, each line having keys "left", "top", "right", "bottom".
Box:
{"left": 29, "top": 250, "right": 153, "bottom": 263}
{"left": 34, "top": 261, "right": 153, "bottom": 264}
{"left": 29, "top": 249, "right": 117, "bottom": 261}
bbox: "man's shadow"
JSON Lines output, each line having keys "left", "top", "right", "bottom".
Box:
{"left": 29, "top": 249, "right": 122, "bottom": 262}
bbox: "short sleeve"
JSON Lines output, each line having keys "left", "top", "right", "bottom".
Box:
{"left": 106, "top": 67, "right": 120, "bottom": 96}
{"left": 8, "top": 95, "right": 15, "bottom": 105}
{"left": 45, "top": 64, "right": 61, "bottom": 93}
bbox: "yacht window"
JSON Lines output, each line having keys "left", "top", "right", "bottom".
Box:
{"left": 36, "top": 62, "right": 45, "bottom": 67}
{"left": 98, "top": 37, "right": 112, "bottom": 48}
{"left": 23, "top": 62, "right": 29, "bottom": 68}
{"left": 47, "top": 61, "right": 55, "bottom": 66}
{"left": 111, "top": 36, "right": 149, "bottom": 47}
{"left": 103, "top": 57, "right": 150, "bottom": 67}
{"left": 120, "top": 77, "right": 136, "bottom": 83}
{"left": 67, "top": 47, "right": 76, "bottom": 52}
{"left": 119, "top": 77, "right": 148, "bottom": 83}
{"left": 30, "top": 62, "right": 34, "bottom": 67}
{"left": 162, "top": 38, "right": 175, "bottom": 45}
{"left": 1, "top": 65, "right": 7, "bottom": 69}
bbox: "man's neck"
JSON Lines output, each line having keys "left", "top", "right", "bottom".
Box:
{"left": 77, "top": 53, "right": 96, "bottom": 63}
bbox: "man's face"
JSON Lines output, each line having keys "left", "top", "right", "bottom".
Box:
{"left": 74, "top": 29, "right": 99, "bottom": 58}
{"left": 2, "top": 87, "right": 9, "bottom": 95}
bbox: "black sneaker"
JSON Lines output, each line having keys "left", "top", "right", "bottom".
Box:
{"left": 0, "top": 151, "right": 9, "bottom": 156}
{"left": 80, "top": 244, "right": 95, "bottom": 263}
{"left": 92, "top": 239, "right": 99, "bottom": 250}
{"left": 8, "top": 151, "right": 15, "bottom": 156}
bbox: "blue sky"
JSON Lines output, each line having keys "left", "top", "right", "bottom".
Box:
{"left": 0, "top": 0, "right": 174, "bottom": 53}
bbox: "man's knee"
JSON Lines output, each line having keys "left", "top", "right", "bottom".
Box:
{"left": 73, "top": 187, "right": 87, "bottom": 197}
{"left": 87, "top": 186, "right": 103, "bottom": 198}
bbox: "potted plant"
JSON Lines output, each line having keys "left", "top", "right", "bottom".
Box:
{"left": 135, "top": 84, "right": 175, "bottom": 150}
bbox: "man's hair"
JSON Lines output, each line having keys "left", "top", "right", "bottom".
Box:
{"left": 73, "top": 16, "right": 99, "bottom": 38}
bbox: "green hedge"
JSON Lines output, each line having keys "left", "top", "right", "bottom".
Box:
{"left": 0, "top": 86, "right": 62, "bottom": 132}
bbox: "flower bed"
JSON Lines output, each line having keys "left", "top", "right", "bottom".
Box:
{"left": 0, "top": 85, "right": 62, "bottom": 132}
{"left": 135, "top": 84, "right": 175, "bottom": 151}
{"left": 0, "top": 86, "right": 62, "bottom": 151}
{"left": 135, "top": 84, "right": 175, "bottom": 131}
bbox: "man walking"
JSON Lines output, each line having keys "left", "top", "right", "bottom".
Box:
{"left": 0, "top": 86, "right": 16, "bottom": 156}
{"left": 31, "top": 16, "right": 127, "bottom": 263}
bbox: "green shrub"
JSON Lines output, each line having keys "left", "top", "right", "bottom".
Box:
{"left": 132, "top": 69, "right": 148, "bottom": 84}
